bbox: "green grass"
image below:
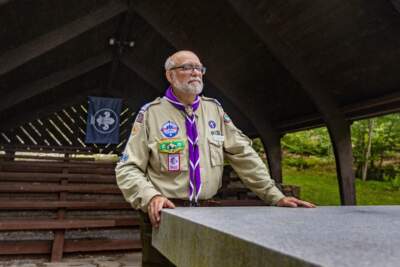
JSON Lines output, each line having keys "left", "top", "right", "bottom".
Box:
{"left": 283, "top": 167, "right": 400, "bottom": 205}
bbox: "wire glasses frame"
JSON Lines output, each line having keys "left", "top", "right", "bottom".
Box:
{"left": 169, "top": 64, "right": 206, "bottom": 75}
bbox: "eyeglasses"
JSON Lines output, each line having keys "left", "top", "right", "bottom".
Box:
{"left": 169, "top": 64, "right": 206, "bottom": 75}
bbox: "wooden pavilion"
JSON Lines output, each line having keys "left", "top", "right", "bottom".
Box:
{"left": 0, "top": 0, "right": 400, "bottom": 261}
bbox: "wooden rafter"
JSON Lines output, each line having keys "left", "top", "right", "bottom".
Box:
{"left": 0, "top": 88, "right": 99, "bottom": 131}
{"left": 120, "top": 52, "right": 165, "bottom": 92}
{"left": 0, "top": 0, "right": 127, "bottom": 76}
{"left": 227, "top": 0, "right": 356, "bottom": 205}
{"left": 0, "top": 52, "right": 112, "bottom": 113}
{"left": 277, "top": 91, "right": 400, "bottom": 132}
{"left": 106, "top": 5, "right": 135, "bottom": 91}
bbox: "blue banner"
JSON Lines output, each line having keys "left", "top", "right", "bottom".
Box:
{"left": 85, "top": 96, "right": 122, "bottom": 144}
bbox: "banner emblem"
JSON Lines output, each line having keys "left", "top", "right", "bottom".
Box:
{"left": 93, "top": 108, "right": 118, "bottom": 134}
{"left": 85, "top": 96, "right": 122, "bottom": 144}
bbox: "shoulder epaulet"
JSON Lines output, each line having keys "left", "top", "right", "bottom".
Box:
{"left": 201, "top": 96, "right": 222, "bottom": 107}
{"left": 139, "top": 97, "right": 161, "bottom": 112}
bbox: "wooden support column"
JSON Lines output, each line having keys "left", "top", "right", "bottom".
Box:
{"left": 328, "top": 122, "right": 355, "bottom": 205}
{"left": 260, "top": 132, "right": 282, "bottom": 184}
{"left": 252, "top": 115, "right": 283, "bottom": 184}
{"left": 228, "top": 0, "right": 356, "bottom": 205}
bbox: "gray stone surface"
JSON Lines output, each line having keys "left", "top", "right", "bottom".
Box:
{"left": 153, "top": 206, "right": 400, "bottom": 267}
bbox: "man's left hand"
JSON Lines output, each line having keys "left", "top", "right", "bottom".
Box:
{"left": 276, "top": 197, "right": 316, "bottom": 208}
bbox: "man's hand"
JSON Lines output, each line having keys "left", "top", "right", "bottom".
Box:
{"left": 276, "top": 197, "right": 316, "bottom": 208}
{"left": 147, "top": 195, "right": 176, "bottom": 228}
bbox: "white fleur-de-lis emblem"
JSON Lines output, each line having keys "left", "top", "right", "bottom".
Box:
{"left": 96, "top": 111, "right": 115, "bottom": 131}
{"left": 92, "top": 108, "right": 118, "bottom": 134}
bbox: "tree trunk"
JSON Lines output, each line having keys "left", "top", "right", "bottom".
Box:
{"left": 362, "top": 119, "right": 374, "bottom": 181}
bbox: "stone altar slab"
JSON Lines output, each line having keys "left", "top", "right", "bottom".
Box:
{"left": 152, "top": 206, "right": 400, "bottom": 267}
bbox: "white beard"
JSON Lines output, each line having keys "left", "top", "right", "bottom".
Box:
{"left": 173, "top": 77, "right": 203, "bottom": 95}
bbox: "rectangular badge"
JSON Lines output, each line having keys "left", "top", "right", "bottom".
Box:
{"left": 159, "top": 139, "right": 185, "bottom": 153}
{"left": 212, "top": 135, "right": 225, "bottom": 142}
{"left": 168, "top": 154, "right": 180, "bottom": 172}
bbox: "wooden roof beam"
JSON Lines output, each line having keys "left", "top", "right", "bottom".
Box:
{"left": 0, "top": 52, "right": 112, "bottom": 113}
{"left": 0, "top": 0, "right": 11, "bottom": 7}
{"left": 228, "top": 0, "right": 356, "bottom": 205}
{"left": 277, "top": 91, "right": 400, "bottom": 132}
{"left": 0, "top": 0, "right": 127, "bottom": 76}
{"left": 0, "top": 88, "right": 99, "bottom": 132}
{"left": 120, "top": 52, "right": 165, "bottom": 92}
{"left": 106, "top": 5, "right": 136, "bottom": 92}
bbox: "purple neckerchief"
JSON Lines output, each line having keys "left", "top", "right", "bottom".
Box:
{"left": 163, "top": 86, "right": 201, "bottom": 203}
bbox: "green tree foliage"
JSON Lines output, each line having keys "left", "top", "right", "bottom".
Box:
{"left": 281, "top": 127, "right": 332, "bottom": 157}
{"left": 276, "top": 113, "right": 399, "bottom": 182}
{"left": 352, "top": 113, "right": 400, "bottom": 181}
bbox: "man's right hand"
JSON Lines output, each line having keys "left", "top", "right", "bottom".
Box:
{"left": 147, "top": 195, "right": 176, "bottom": 228}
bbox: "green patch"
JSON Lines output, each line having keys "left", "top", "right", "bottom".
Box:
{"left": 159, "top": 139, "right": 185, "bottom": 154}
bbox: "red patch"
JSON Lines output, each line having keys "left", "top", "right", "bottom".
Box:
{"left": 135, "top": 112, "right": 144, "bottom": 123}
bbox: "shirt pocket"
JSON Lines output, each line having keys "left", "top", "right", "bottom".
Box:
{"left": 208, "top": 137, "right": 224, "bottom": 167}
{"left": 159, "top": 147, "right": 189, "bottom": 172}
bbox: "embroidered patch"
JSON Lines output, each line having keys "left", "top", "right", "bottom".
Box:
{"left": 212, "top": 135, "right": 225, "bottom": 142}
{"left": 223, "top": 113, "right": 231, "bottom": 123}
{"left": 120, "top": 152, "right": 129, "bottom": 162}
{"left": 135, "top": 112, "right": 144, "bottom": 123}
{"left": 168, "top": 154, "right": 180, "bottom": 171}
{"left": 131, "top": 123, "right": 141, "bottom": 135}
{"left": 208, "top": 120, "right": 217, "bottom": 129}
{"left": 159, "top": 139, "right": 185, "bottom": 154}
{"left": 161, "top": 120, "right": 179, "bottom": 138}
{"left": 211, "top": 130, "right": 221, "bottom": 136}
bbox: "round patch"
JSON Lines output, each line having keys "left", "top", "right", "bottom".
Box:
{"left": 161, "top": 121, "right": 179, "bottom": 138}
{"left": 94, "top": 108, "right": 118, "bottom": 134}
{"left": 120, "top": 152, "right": 129, "bottom": 162}
{"left": 208, "top": 120, "right": 217, "bottom": 129}
{"left": 223, "top": 113, "right": 231, "bottom": 123}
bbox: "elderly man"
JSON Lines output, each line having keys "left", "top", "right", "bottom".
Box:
{"left": 116, "top": 50, "right": 315, "bottom": 266}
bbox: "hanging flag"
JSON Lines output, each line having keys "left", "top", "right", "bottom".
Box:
{"left": 85, "top": 96, "right": 122, "bottom": 144}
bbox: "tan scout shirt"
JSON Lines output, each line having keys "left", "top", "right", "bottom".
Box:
{"left": 115, "top": 96, "right": 285, "bottom": 211}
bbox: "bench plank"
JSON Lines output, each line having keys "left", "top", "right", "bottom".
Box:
{"left": 0, "top": 240, "right": 141, "bottom": 255}
{"left": 0, "top": 218, "right": 139, "bottom": 230}
{"left": 0, "top": 201, "right": 131, "bottom": 210}
{"left": 0, "top": 183, "right": 121, "bottom": 194}
{"left": 0, "top": 172, "right": 116, "bottom": 183}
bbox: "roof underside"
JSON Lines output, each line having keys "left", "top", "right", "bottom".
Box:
{"left": 0, "top": 0, "right": 399, "bottom": 145}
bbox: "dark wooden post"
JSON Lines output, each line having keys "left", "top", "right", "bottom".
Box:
{"left": 328, "top": 122, "right": 356, "bottom": 204}
{"left": 259, "top": 131, "right": 282, "bottom": 184}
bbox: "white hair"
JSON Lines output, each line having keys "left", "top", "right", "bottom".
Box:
{"left": 164, "top": 56, "right": 175, "bottom": 70}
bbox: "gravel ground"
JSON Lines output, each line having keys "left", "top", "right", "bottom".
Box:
{"left": 0, "top": 252, "right": 141, "bottom": 267}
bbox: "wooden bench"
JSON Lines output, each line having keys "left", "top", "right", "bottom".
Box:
{"left": 218, "top": 165, "right": 300, "bottom": 200}
{"left": 0, "top": 151, "right": 140, "bottom": 262}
